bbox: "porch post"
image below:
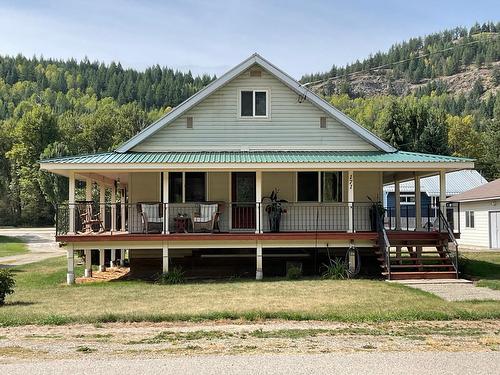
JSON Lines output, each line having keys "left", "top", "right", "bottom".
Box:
{"left": 85, "top": 178, "right": 93, "bottom": 201}
{"left": 256, "top": 240, "right": 263, "bottom": 280}
{"left": 99, "top": 248, "right": 106, "bottom": 272}
{"left": 69, "top": 172, "right": 76, "bottom": 234}
{"left": 111, "top": 183, "right": 117, "bottom": 232}
{"left": 255, "top": 170, "right": 262, "bottom": 234}
{"left": 120, "top": 187, "right": 126, "bottom": 232}
{"left": 163, "top": 172, "right": 169, "bottom": 234}
{"left": 99, "top": 183, "right": 106, "bottom": 230}
{"left": 395, "top": 179, "right": 401, "bottom": 230}
{"left": 347, "top": 171, "right": 354, "bottom": 232}
{"left": 415, "top": 174, "right": 422, "bottom": 230}
{"left": 67, "top": 245, "right": 75, "bottom": 285}
{"left": 162, "top": 242, "right": 169, "bottom": 273}
{"left": 84, "top": 249, "right": 92, "bottom": 278}
{"left": 120, "top": 249, "right": 126, "bottom": 266}
{"left": 439, "top": 170, "right": 446, "bottom": 216}
{"left": 110, "top": 249, "right": 116, "bottom": 268}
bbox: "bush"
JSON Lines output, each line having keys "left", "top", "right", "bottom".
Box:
{"left": 286, "top": 266, "right": 302, "bottom": 280}
{"left": 322, "top": 258, "right": 349, "bottom": 280}
{"left": 0, "top": 269, "right": 15, "bottom": 305}
{"left": 156, "top": 267, "right": 185, "bottom": 285}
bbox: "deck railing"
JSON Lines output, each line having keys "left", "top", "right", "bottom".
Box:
{"left": 55, "top": 201, "right": 380, "bottom": 236}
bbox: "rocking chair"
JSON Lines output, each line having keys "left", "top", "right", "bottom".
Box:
{"left": 78, "top": 201, "right": 104, "bottom": 234}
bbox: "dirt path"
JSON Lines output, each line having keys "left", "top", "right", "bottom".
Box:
{"left": 0, "top": 320, "right": 498, "bottom": 363}
{"left": 0, "top": 227, "right": 63, "bottom": 266}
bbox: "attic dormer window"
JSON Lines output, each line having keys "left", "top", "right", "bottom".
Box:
{"left": 240, "top": 90, "right": 267, "bottom": 117}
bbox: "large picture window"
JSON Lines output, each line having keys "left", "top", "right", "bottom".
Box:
{"left": 240, "top": 90, "right": 268, "bottom": 117}
{"left": 297, "top": 172, "right": 319, "bottom": 202}
{"left": 322, "top": 172, "right": 342, "bottom": 202}
{"left": 168, "top": 172, "right": 206, "bottom": 203}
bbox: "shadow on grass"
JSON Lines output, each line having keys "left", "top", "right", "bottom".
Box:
{"left": 459, "top": 256, "right": 500, "bottom": 280}
{"left": 4, "top": 301, "right": 36, "bottom": 306}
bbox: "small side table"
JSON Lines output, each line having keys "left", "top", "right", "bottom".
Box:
{"left": 174, "top": 216, "right": 191, "bottom": 233}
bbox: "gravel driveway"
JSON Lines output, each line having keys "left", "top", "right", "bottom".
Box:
{"left": 0, "top": 227, "right": 63, "bottom": 266}
{"left": 0, "top": 352, "right": 498, "bottom": 375}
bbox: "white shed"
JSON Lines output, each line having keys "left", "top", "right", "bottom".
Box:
{"left": 448, "top": 178, "right": 500, "bottom": 249}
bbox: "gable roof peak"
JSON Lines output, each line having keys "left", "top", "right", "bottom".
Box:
{"left": 115, "top": 54, "right": 396, "bottom": 153}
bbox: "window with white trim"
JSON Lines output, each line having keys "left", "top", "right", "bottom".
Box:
{"left": 400, "top": 194, "right": 415, "bottom": 205}
{"left": 240, "top": 90, "right": 267, "bottom": 117}
{"left": 465, "top": 210, "right": 475, "bottom": 228}
{"left": 296, "top": 172, "right": 342, "bottom": 202}
{"left": 169, "top": 172, "right": 206, "bottom": 203}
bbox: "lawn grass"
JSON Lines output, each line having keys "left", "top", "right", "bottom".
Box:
{"left": 0, "top": 256, "right": 499, "bottom": 326}
{"left": 0, "top": 235, "right": 29, "bottom": 258}
{"left": 460, "top": 251, "right": 500, "bottom": 290}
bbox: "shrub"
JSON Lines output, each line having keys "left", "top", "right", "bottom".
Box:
{"left": 0, "top": 269, "right": 15, "bottom": 305}
{"left": 322, "top": 258, "right": 349, "bottom": 280}
{"left": 156, "top": 267, "right": 185, "bottom": 285}
{"left": 286, "top": 266, "right": 302, "bottom": 280}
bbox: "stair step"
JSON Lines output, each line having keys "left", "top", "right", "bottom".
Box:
{"left": 382, "top": 271, "right": 458, "bottom": 280}
{"left": 389, "top": 264, "right": 455, "bottom": 269}
{"left": 377, "top": 257, "right": 451, "bottom": 262}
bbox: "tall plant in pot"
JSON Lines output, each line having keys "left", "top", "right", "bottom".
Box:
{"left": 263, "top": 189, "right": 287, "bottom": 232}
{"left": 367, "top": 196, "right": 385, "bottom": 231}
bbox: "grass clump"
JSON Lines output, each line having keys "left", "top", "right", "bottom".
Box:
{"left": 155, "top": 267, "right": 185, "bottom": 285}
{"left": 322, "top": 258, "right": 349, "bottom": 280}
{"left": 286, "top": 266, "right": 302, "bottom": 280}
{"left": 76, "top": 346, "right": 96, "bottom": 353}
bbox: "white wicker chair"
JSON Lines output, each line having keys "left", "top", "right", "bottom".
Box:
{"left": 192, "top": 203, "right": 220, "bottom": 232}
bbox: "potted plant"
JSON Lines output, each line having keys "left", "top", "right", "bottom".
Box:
{"left": 367, "top": 196, "right": 385, "bottom": 231}
{"left": 263, "top": 189, "right": 287, "bottom": 232}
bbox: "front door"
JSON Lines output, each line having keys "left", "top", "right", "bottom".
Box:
{"left": 231, "top": 172, "right": 256, "bottom": 230}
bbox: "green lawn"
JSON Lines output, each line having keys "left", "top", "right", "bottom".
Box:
{"left": 0, "top": 256, "right": 499, "bottom": 326}
{"left": 0, "top": 235, "right": 29, "bottom": 258}
{"left": 460, "top": 251, "right": 500, "bottom": 290}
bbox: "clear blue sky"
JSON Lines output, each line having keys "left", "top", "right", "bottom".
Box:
{"left": 0, "top": 0, "right": 498, "bottom": 78}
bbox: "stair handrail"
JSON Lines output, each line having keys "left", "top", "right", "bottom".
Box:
{"left": 376, "top": 212, "right": 391, "bottom": 280}
{"left": 438, "top": 208, "right": 459, "bottom": 277}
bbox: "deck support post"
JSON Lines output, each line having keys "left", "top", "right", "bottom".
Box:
{"left": 415, "top": 174, "right": 422, "bottom": 231}
{"left": 439, "top": 170, "right": 446, "bottom": 217}
{"left": 256, "top": 241, "right": 263, "bottom": 280}
{"left": 395, "top": 178, "right": 401, "bottom": 230}
{"left": 120, "top": 249, "right": 126, "bottom": 266}
{"left": 120, "top": 187, "right": 126, "bottom": 232}
{"left": 347, "top": 171, "right": 354, "bottom": 232}
{"left": 67, "top": 245, "right": 75, "bottom": 285}
{"left": 110, "top": 249, "right": 116, "bottom": 268}
{"left": 99, "top": 248, "right": 106, "bottom": 272}
{"left": 111, "top": 183, "right": 116, "bottom": 233}
{"left": 69, "top": 172, "right": 76, "bottom": 234}
{"left": 255, "top": 170, "right": 262, "bottom": 234}
{"left": 162, "top": 243, "right": 169, "bottom": 273}
{"left": 84, "top": 249, "right": 92, "bottom": 278}
{"left": 163, "top": 172, "right": 169, "bottom": 234}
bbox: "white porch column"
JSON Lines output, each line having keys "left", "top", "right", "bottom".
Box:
{"left": 120, "top": 249, "right": 126, "bottom": 266}
{"left": 256, "top": 241, "right": 263, "bottom": 280}
{"left": 67, "top": 245, "right": 75, "bottom": 285}
{"left": 99, "top": 249, "right": 106, "bottom": 272}
{"left": 163, "top": 172, "right": 169, "bottom": 234}
{"left": 255, "top": 170, "right": 262, "bottom": 234}
{"left": 111, "top": 183, "right": 117, "bottom": 232}
{"left": 395, "top": 179, "right": 401, "bottom": 230}
{"left": 347, "top": 171, "right": 354, "bottom": 232}
{"left": 120, "top": 188, "right": 126, "bottom": 232}
{"left": 99, "top": 184, "right": 106, "bottom": 230}
{"left": 84, "top": 249, "right": 92, "bottom": 278}
{"left": 110, "top": 249, "right": 116, "bottom": 268}
{"left": 415, "top": 174, "right": 422, "bottom": 230}
{"left": 85, "top": 178, "right": 92, "bottom": 201}
{"left": 439, "top": 170, "right": 446, "bottom": 216}
{"left": 68, "top": 172, "right": 76, "bottom": 234}
{"left": 162, "top": 242, "right": 169, "bottom": 273}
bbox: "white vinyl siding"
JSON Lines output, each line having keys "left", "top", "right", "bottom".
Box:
{"left": 132, "top": 66, "right": 377, "bottom": 152}
{"left": 457, "top": 200, "right": 500, "bottom": 249}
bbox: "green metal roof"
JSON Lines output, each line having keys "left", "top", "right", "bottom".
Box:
{"left": 40, "top": 151, "right": 473, "bottom": 164}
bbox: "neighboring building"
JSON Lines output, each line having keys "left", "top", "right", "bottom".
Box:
{"left": 448, "top": 178, "right": 500, "bottom": 249}
{"left": 39, "top": 54, "right": 474, "bottom": 281}
{"left": 384, "top": 170, "right": 487, "bottom": 229}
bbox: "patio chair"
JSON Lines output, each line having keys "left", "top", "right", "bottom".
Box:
{"left": 140, "top": 203, "right": 163, "bottom": 234}
{"left": 78, "top": 201, "right": 104, "bottom": 234}
{"left": 192, "top": 203, "right": 220, "bottom": 233}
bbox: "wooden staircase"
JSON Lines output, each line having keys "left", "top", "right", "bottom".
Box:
{"left": 376, "top": 230, "right": 459, "bottom": 280}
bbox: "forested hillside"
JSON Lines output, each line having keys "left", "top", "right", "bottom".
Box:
{"left": 0, "top": 22, "right": 499, "bottom": 226}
